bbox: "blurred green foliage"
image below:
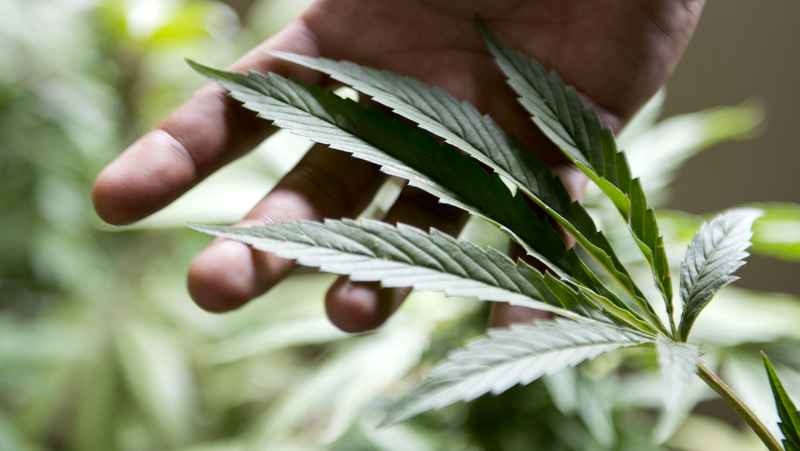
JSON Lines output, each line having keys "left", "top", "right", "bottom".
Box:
{"left": 1, "top": 0, "right": 799, "bottom": 450}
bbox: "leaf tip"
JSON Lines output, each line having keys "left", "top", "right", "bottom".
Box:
{"left": 186, "top": 222, "right": 226, "bottom": 238}
{"left": 185, "top": 58, "right": 214, "bottom": 76}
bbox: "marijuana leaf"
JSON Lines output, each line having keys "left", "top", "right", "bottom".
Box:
{"left": 678, "top": 209, "right": 763, "bottom": 341}
{"left": 268, "top": 51, "right": 647, "bottom": 323}
{"left": 189, "top": 61, "right": 655, "bottom": 333}
{"left": 188, "top": 61, "right": 570, "bottom": 278}
{"left": 381, "top": 318, "right": 651, "bottom": 425}
{"left": 191, "top": 219, "right": 602, "bottom": 320}
{"left": 763, "top": 353, "right": 800, "bottom": 451}
{"left": 478, "top": 18, "right": 671, "bottom": 327}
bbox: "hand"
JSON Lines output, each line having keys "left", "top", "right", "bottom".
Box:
{"left": 92, "top": 0, "right": 704, "bottom": 332}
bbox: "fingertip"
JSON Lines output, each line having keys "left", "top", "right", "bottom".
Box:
{"left": 325, "top": 278, "right": 408, "bottom": 333}
{"left": 93, "top": 130, "right": 198, "bottom": 225}
{"left": 92, "top": 161, "right": 144, "bottom": 226}
{"left": 187, "top": 239, "right": 286, "bottom": 313}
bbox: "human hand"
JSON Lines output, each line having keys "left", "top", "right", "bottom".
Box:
{"left": 92, "top": 0, "right": 704, "bottom": 332}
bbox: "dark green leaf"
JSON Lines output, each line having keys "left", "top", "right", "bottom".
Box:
{"left": 189, "top": 61, "right": 653, "bottom": 332}
{"left": 188, "top": 61, "right": 569, "bottom": 279}
{"left": 478, "top": 19, "right": 671, "bottom": 326}
{"left": 269, "top": 51, "right": 648, "bottom": 324}
{"left": 763, "top": 353, "right": 800, "bottom": 451}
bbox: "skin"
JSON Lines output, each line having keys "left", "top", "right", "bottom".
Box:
{"left": 92, "top": 0, "right": 705, "bottom": 332}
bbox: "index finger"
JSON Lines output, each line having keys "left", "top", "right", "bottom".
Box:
{"left": 92, "top": 19, "right": 325, "bottom": 225}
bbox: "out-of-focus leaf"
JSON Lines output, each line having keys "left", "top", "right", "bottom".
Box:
{"left": 749, "top": 203, "right": 800, "bottom": 263}
{"left": 0, "top": 409, "right": 31, "bottom": 451}
{"left": 351, "top": 418, "right": 440, "bottom": 451}
{"left": 543, "top": 366, "right": 579, "bottom": 416}
{"left": 656, "top": 338, "right": 701, "bottom": 413}
{"left": 669, "top": 415, "right": 765, "bottom": 451}
{"left": 147, "top": 2, "right": 218, "bottom": 45}
{"left": 623, "top": 101, "right": 764, "bottom": 202}
{"left": 721, "top": 354, "right": 785, "bottom": 441}
{"left": 654, "top": 337, "right": 701, "bottom": 443}
{"left": 616, "top": 89, "right": 666, "bottom": 147}
{"left": 678, "top": 209, "right": 762, "bottom": 341}
{"left": 202, "top": 316, "right": 345, "bottom": 364}
{"left": 576, "top": 373, "right": 616, "bottom": 448}
{"left": 114, "top": 320, "right": 195, "bottom": 446}
{"left": 248, "top": 325, "right": 429, "bottom": 447}
{"left": 689, "top": 288, "right": 800, "bottom": 346}
{"left": 763, "top": 353, "right": 800, "bottom": 451}
{"left": 70, "top": 339, "right": 117, "bottom": 451}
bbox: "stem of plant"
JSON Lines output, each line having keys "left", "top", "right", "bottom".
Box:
{"left": 696, "top": 364, "right": 782, "bottom": 451}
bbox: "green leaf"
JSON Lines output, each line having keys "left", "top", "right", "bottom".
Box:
{"left": 678, "top": 209, "right": 763, "bottom": 341}
{"left": 763, "top": 353, "right": 800, "bottom": 451}
{"left": 381, "top": 318, "right": 651, "bottom": 425}
{"left": 187, "top": 61, "right": 572, "bottom": 282}
{"left": 191, "top": 219, "right": 596, "bottom": 320}
{"left": 269, "top": 51, "right": 648, "bottom": 324}
{"left": 189, "top": 61, "right": 654, "bottom": 332}
{"left": 478, "top": 19, "right": 671, "bottom": 326}
{"left": 654, "top": 337, "right": 701, "bottom": 443}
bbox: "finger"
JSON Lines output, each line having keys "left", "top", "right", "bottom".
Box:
{"left": 188, "top": 144, "right": 386, "bottom": 313}
{"left": 325, "top": 186, "right": 469, "bottom": 333}
{"left": 487, "top": 239, "right": 560, "bottom": 329}
{"left": 488, "top": 302, "right": 552, "bottom": 328}
{"left": 92, "top": 19, "right": 326, "bottom": 225}
{"left": 324, "top": 163, "right": 584, "bottom": 332}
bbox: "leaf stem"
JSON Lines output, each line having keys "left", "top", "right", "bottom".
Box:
{"left": 668, "top": 313, "right": 678, "bottom": 340}
{"left": 696, "top": 363, "right": 782, "bottom": 451}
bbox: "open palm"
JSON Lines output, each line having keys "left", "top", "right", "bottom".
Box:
{"left": 93, "top": 0, "right": 704, "bottom": 331}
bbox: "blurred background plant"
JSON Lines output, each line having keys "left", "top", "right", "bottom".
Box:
{"left": 1, "top": 0, "right": 799, "bottom": 450}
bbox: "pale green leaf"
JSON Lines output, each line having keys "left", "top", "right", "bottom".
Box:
{"left": 678, "top": 209, "right": 763, "bottom": 341}
{"left": 249, "top": 326, "right": 428, "bottom": 448}
{"left": 201, "top": 316, "right": 346, "bottom": 364}
{"left": 576, "top": 375, "right": 616, "bottom": 448}
{"left": 191, "top": 219, "right": 592, "bottom": 319}
{"left": 269, "top": 51, "right": 648, "bottom": 321}
{"left": 654, "top": 337, "right": 701, "bottom": 443}
{"left": 478, "top": 19, "right": 671, "bottom": 324}
{"left": 381, "top": 318, "right": 651, "bottom": 425}
{"left": 0, "top": 410, "right": 30, "bottom": 451}
{"left": 114, "top": 320, "right": 194, "bottom": 444}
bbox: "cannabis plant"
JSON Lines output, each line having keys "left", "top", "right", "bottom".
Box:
{"left": 188, "top": 19, "right": 799, "bottom": 450}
